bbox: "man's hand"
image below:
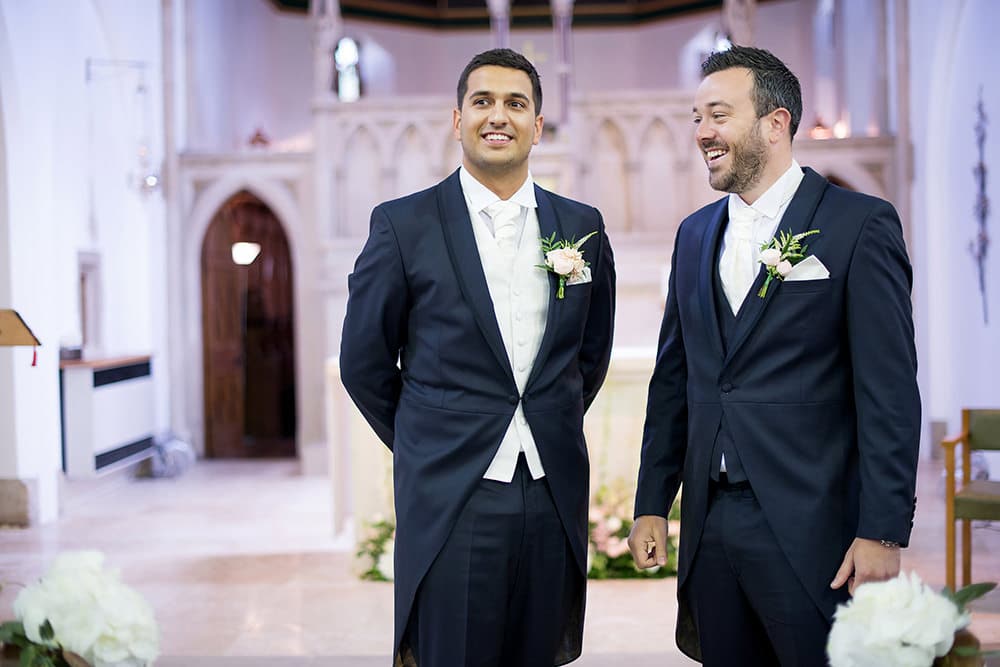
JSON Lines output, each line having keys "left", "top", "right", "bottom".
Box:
{"left": 830, "top": 537, "right": 901, "bottom": 595}
{"left": 628, "top": 515, "right": 669, "bottom": 568}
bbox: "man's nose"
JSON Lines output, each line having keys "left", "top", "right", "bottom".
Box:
{"left": 489, "top": 102, "right": 509, "bottom": 125}
{"left": 695, "top": 121, "right": 714, "bottom": 143}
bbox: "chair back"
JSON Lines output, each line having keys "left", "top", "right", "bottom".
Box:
{"left": 968, "top": 409, "right": 1000, "bottom": 451}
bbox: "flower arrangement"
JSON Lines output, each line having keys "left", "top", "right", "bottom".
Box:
{"left": 757, "top": 228, "right": 821, "bottom": 297}
{"left": 827, "top": 571, "right": 998, "bottom": 667}
{"left": 0, "top": 551, "right": 158, "bottom": 667}
{"left": 357, "top": 515, "right": 395, "bottom": 582}
{"left": 588, "top": 482, "right": 680, "bottom": 579}
{"left": 537, "top": 231, "right": 597, "bottom": 299}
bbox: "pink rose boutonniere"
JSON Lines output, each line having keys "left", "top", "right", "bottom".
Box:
{"left": 537, "top": 231, "right": 597, "bottom": 299}
{"left": 757, "top": 228, "right": 821, "bottom": 298}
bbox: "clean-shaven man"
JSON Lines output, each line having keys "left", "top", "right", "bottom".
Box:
{"left": 628, "top": 46, "right": 919, "bottom": 666}
{"left": 341, "top": 48, "right": 615, "bottom": 666}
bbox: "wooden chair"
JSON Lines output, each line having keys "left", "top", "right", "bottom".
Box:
{"left": 941, "top": 409, "right": 1000, "bottom": 590}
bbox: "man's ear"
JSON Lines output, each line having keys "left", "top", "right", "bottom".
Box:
{"left": 452, "top": 108, "right": 462, "bottom": 141}
{"left": 768, "top": 108, "right": 792, "bottom": 143}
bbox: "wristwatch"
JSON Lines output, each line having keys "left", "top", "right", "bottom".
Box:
{"left": 879, "top": 539, "right": 901, "bottom": 549}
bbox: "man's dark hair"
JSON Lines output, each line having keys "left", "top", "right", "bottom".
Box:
{"left": 701, "top": 45, "right": 802, "bottom": 140}
{"left": 456, "top": 48, "right": 543, "bottom": 115}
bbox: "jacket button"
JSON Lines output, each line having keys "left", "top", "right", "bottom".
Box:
{"left": 721, "top": 382, "right": 733, "bottom": 393}
{"left": 508, "top": 395, "right": 519, "bottom": 405}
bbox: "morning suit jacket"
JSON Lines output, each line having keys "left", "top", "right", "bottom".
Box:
{"left": 340, "top": 169, "right": 615, "bottom": 665}
{"left": 634, "top": 167, "right": 920, "bottom": 661}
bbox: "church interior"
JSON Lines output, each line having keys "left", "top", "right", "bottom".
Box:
{"left": 0, "top": 0, "right": 998, "bottom": 663}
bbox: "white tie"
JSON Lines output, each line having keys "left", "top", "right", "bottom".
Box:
{"left": 485, "top": 200, "right": 522, "bottom": 253}
{"left": 720, "top": 207, "right": 760, "bottom": 315}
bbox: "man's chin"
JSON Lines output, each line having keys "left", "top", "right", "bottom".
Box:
{"left": 708, "top": 172, "right": 733, "bottom": 193}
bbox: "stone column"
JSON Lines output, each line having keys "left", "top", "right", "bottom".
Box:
{"left": 722, "top": 0, "right": 756, "bottom": 45}
{"left": 312, "top": 0, "right": 342, "bottom": 99}
{"left": 487, "top": 0, "right": 511, "bottom": 49}
{"left": 551, "top": 0, "right": 574, "bottom": 127}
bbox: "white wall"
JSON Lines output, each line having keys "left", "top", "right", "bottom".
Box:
{"left": 0, "top": 0, "right": 167, "bottom": 522}
{"left": 186, "top": 0, "right": 312, "bottom": 151}
{"left": 910, "top": 0, "right": 999, "bottom": 460}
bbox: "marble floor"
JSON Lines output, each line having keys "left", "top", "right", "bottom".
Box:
{"left": 1, "top": 458, "right": 998, "bottom": 666}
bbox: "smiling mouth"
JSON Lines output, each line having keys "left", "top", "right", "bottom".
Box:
{"left": 483, "top": 132, "right": 513, "bottom": 145}
{"left": 705, "top": 147, "right": 728, "bottom": 164}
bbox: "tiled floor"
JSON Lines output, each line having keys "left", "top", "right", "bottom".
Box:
{"left": 1, "top": 459, "right": 997, "bottom": 666}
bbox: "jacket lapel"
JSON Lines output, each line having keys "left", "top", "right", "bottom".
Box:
{"left": 698, "top": 199, "right": 728, "bottom": 361}
{"left": 437, "top": 170, "right": 516, "bottom": 385}
{"left": 525, "top": 185, "right": 565, "bottom": 389}
{"left": 723, "top": 167, "right": 831, "bottom": 367}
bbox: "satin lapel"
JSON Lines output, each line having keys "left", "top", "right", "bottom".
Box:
{"left": 525, "top": 186, "right": 565, "bottom": 389}
{"left": 437, "top": 170, "right": 516, "bottom": 384}
{"left": 698, "top": 199, "right": 728, "bottom": 361}
{"left": 723, "top": 168, "right": 831, "bottom": 368}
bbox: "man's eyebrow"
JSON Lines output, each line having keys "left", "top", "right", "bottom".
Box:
{"left": 469, "top": 90, "right": 531, "bottom": 102}
{"left": 692, "top": 101, "right": 735, "bottom": 113}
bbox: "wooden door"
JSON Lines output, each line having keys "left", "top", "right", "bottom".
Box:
{"left": 201, "top": 191, "right": 296, "bottom": 458}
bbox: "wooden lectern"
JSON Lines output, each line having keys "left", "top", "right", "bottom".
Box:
{"left": 0, "top": 309, "right": 41, "bottom": 347}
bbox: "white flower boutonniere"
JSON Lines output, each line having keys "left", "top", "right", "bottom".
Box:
{"left": 757, "top": 228, "right": 821, "bottom": 298}
{"left": 537, "top": 231, "right": 597, "bottom": 299}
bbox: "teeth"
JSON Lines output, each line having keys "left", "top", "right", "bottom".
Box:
{"left": 706, "top": 149, "right": 727, "bottom": 159}
{"left": 485, "top": 133, "right": 511, "bottom": 141}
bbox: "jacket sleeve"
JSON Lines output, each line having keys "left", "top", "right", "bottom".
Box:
{"left": 579, "top": 210, "right": 615, "bottom": 412}
{"left": 339, "top": 205, "right": 409, "bottom": 450}
{"left": 634, "top": 236, "right": 688, "bottom": 519}
{"left": 846, "top": 200, "right": 920, "bottom": 545}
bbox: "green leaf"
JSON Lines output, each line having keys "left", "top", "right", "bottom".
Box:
{"left": 952, "top": 581, "right": 997, "bottom": 609}
{"left": 19, "top": 643, "right": 36, "bottom": 667}
{"left": 0, "top": 620, "right": 24, "bottom": 643}
{"left": 38, "top": 621, "right": 54, "bottom": 642}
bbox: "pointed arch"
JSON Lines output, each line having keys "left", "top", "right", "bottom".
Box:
{"left": 637, "top": 118, "right": 678, "bottom": 234}
{"left": 342, "top": 125, "right": 381, "bottom": 237}
{"left": 585, "top": 119, "right": 630, "bottom": 233}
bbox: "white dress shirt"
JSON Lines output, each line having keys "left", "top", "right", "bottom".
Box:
{"left": 459, "top": 167, "right": 549, "bottom": 482}
{"left": 719, "top": 159, "right": 805, "bottom": 313}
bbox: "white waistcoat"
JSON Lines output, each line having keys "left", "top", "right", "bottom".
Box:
{"left": 469, "top": 209, "right": 550, "bottom": 482}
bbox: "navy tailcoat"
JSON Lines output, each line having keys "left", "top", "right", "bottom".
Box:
{"left": 634, "top": 167, "right": 920, "bottom": 660}
{"left": 341, "top": 169, "right": 615, "bottom": 665}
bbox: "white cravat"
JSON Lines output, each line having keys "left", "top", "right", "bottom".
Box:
{"left": 719, "top": 206, "right": 760, "bottom": 315}
{"left": 485, "top": 200, "right": 522, "bottom": 252}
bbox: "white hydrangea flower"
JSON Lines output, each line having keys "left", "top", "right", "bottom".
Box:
{"left": 12, "top": 551, "right": 159, "bottom": 667}
{"left": 827, "top": 571, "right": 967, "bottom": 667}
{"left": 376, "top": 539, "right": 395, "bottom": 581}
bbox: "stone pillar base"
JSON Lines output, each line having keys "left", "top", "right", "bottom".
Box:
{"left": 0, "top": 478, "right": 35, "bottom": 526}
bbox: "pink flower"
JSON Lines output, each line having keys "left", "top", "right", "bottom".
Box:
{"left": 760, "top": 247, "right": 781, "bottom": 267}
{"left": 606, "top": 537, "right": 631, "bottom": 559}
{"left": 546, "top": 247, "right": 586, "bottom": 277}
{"left": 776, "top": 259, "right": 793, "bottom": 277}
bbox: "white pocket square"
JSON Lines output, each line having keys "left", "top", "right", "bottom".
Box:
{"left": 784, "top": 255, "right": 830, "bottom": 281}
{"left": 566, "top": 266, "right": 592, "bottom": 286}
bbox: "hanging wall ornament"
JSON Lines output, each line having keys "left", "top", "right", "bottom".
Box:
{"left": 971, "top": 86, "right": 990, "bottom": 325}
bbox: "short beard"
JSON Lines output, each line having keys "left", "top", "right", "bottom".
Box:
{"left": 710, "top": 121, "right": 768, "bottom": 195}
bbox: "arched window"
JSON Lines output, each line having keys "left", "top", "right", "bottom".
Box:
{"left": 335, "top": 37, "right": 361, "bottom": 102}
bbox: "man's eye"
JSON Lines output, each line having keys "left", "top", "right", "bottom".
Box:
{"left": 692, "top": 117, "right": 702, "bottom": 125}
{"left": 473, "top": 98, "right": 489, "bottom": 106}
{"left": 712, "top": 113, "right": 726, "bottom": 120}
{"left": 509, "top": 101, "right": 525, "bottom": 109}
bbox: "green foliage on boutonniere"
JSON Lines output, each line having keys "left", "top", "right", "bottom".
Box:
{"left": 537, "top": 231, "right": 598, "bottom": 299}
{"left": 757, "top": 228, "right": 821, "bottom": 298}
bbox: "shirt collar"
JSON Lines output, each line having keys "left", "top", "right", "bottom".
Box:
{"left": 459, "top": 166, "right": 537, "bottom": 215}
{"left": 728, "top": 159, "right": 803, "bottom": 220}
